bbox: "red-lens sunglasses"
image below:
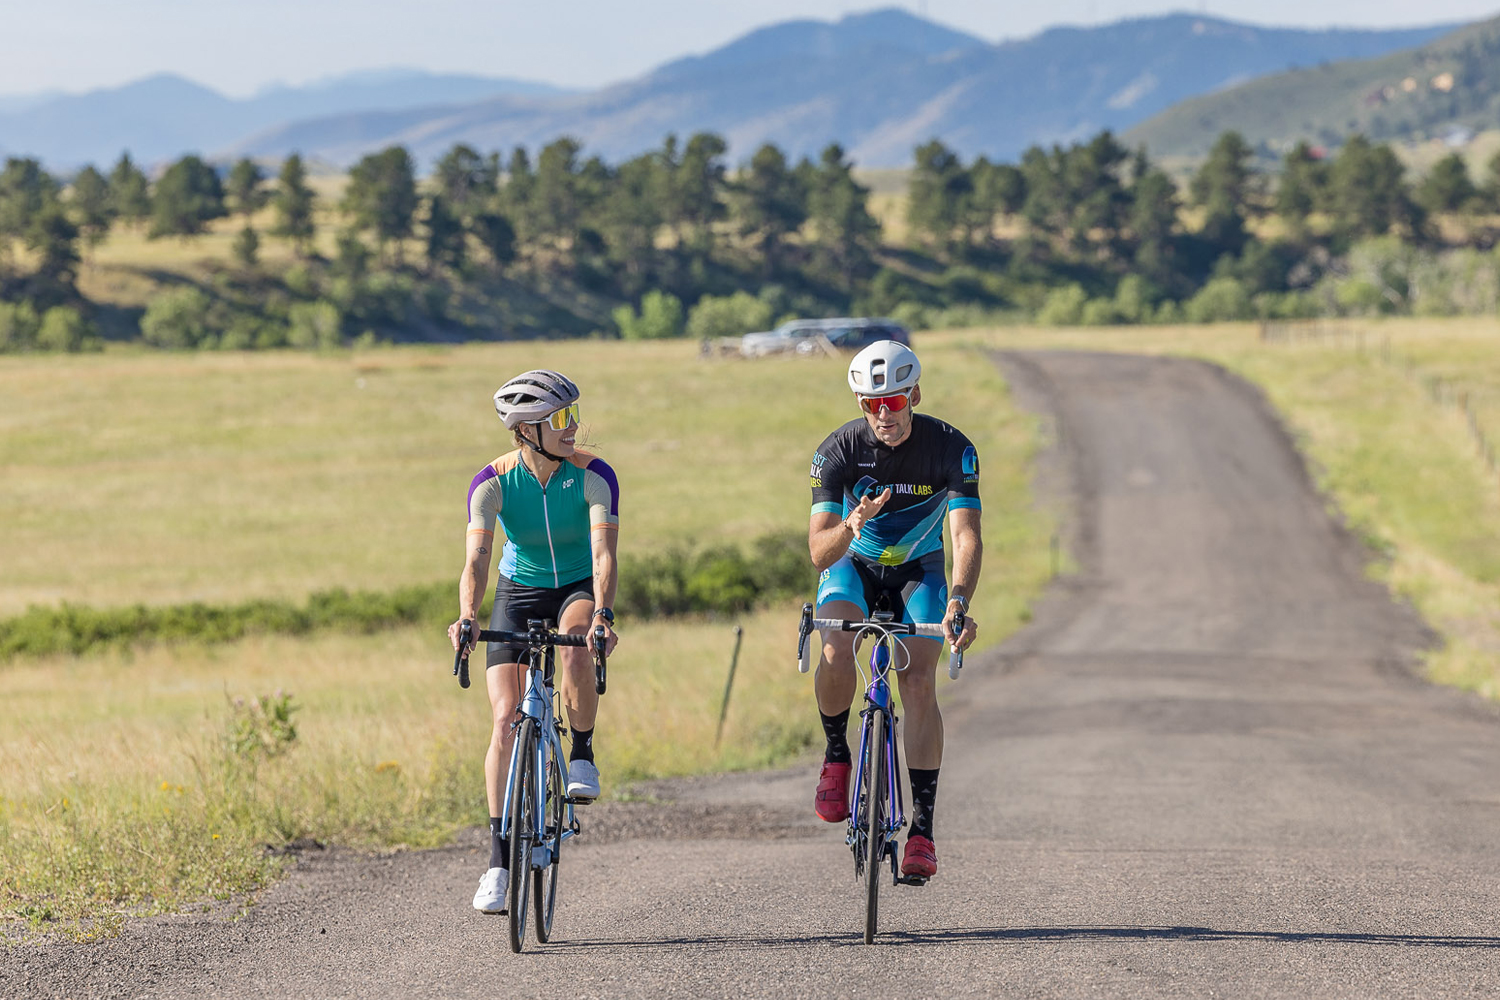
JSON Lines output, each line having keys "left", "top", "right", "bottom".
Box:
{"left": 859, "top": 391, "right": 911, "bottom": 415}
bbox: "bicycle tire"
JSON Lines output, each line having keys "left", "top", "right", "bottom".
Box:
{"left": 862, "top": 708, "right": 886, "bottom": 945}
{"left": 533, "top": 740, "right": 563, "bottom": 942}
{"left": 507, "top": 718, "right": 536, "bottom": 953}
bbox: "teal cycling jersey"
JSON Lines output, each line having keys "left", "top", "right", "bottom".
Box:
{"left": 466, "top": 449, "right": 620, "bottom": 588}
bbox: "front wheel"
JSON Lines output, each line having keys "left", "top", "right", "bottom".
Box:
{"left": 861, "top": 709, "right": 887, "bottom": 945}
{"left": 507, "top": 718, "right": 537, "bottom": 953}
{"left": 533, "top": 741, "right": 564, "bottom": 942}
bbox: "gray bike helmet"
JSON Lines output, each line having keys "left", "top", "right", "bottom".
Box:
{"left": 492, "top": 369, "right": 581, "bottom": 429}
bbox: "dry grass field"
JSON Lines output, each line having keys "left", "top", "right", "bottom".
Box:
{"left": 928, "top": 318, "right": 1500, "bottom": 697}
{"left": 0, "top": 336, "right": 1053, "bottom": 933}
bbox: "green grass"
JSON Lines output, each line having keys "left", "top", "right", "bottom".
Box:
{"left": 0, "top": 337, "right": 1054, "bottom": 935}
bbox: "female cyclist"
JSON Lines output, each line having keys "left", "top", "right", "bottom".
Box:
{"left": 448, "top": 369, "right": 620, "bottom": 914}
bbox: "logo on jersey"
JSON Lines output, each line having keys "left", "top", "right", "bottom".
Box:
{"left": 962, "top": 446, "right": 979, "bottom": 482}
{"left": 853, "top": 475, "right": 881, "bottom": 501}
{"left": 810, "top": 476, "right": 822, "bottom": 488}
{"left": 892, "top": 484, "right": 934, "bottom": 496}
{"left": 561, "top": 478, "right": 576, "bottom": 489}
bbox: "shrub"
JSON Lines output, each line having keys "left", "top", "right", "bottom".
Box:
{"left": 1184, "top": 277, "right": 1253, "bottom": 323}
{"left": 1112, "top": 275, "right": 1156, "bottom": 324}
{"left": 35, "top": 306, "right": 92, "bottom": 352}
{"left": 1079, "top": 298, "right": 1122, "bottom": 326}
{"left": 686, "top": 291, "right": 774, "bottom": 341}
{"left": 0, "top": 301, "right": 41, "bottom": 352}
{"left": 614, "top": 290, "right": 684, "bottom": 339}
{"left": 287, "top": 301, "right": 343, "bottom": 349}
{"left": 1036, "top": 284, "right": 1087, "bottom": 325}
{"left": 140, "top": 287, "right": 214, "bottom": 349}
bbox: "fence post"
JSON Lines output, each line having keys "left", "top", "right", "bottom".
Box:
{"left": 714, "top": 625, "right": 745, "bottom": 749}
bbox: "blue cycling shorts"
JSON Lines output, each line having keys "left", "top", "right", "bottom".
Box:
{"left": 816, "top": 550, "right": 948, "bottom": 642}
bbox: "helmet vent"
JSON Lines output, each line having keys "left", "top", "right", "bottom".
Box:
{"left": 894, "top": 364, "right": 912, "bottom": 382}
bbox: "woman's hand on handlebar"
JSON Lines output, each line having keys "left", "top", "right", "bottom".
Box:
{"left": 448, "top": 618, "right": 476, "bottom": 654}
{"left": 596, "top": 622, "right": 618, "bottom": 658}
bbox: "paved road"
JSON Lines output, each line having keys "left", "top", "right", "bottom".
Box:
{"left": 14, "top": 351, "right": 1500, "bottom": 998}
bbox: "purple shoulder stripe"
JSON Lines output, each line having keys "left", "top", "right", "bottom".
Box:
{"left": 586, "top": 458, "right": 620, "bottom": 516}
{"left": 467, "top": 465, "right": 498, "bottom": 522}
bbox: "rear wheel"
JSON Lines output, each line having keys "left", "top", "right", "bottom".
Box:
{"left": 507, "top": 718, "right": 536, "bottom": 953}
{"left": 533, "top": 741, "right": 564, "bottom": 942}
{"left": 861, "top": 709, "right": 886, "bottom": 945}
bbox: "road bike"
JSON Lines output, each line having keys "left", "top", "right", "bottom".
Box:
{"left": 796, "top": 603, "right": 963, "bottom": 944}
{"left": 454, "top": 618, "right": 607, "bottom": 953}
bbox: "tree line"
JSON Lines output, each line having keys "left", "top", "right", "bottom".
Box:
{"left": 4, "top": 125, "right": 1500, "bottom": 352}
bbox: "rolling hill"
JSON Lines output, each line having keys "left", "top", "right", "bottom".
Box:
{"left": 1126, "top": 14, "right": 1500, "bottom": 159}
{"left": 223, "top": 9, "right": 1458, "bottom": 168}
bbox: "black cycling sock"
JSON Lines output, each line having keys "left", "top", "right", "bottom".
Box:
{"left": 820, "top": 709, "right": 852, "bottom": 765}
{"left": 571, "top": 727, "right": 595, "bottom": 763}
{"left": 488, "top": 817, "right": 507, "bottom": 870}
{"left": 909, "top": 768, "right": 940, "bottom": 841}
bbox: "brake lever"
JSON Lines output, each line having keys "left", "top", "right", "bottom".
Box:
{"left": 592, "top": 624, "right": 608, "bottom": 696}
{"left": 454, "top": 619, "right": 473, "bottom": 689}
{"left": 947, "top": 611, "right": 966, "bottom": 681}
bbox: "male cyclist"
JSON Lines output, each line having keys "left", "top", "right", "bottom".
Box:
{"left": 807, "top": 340, "right": 980, "bottom": 879}
{"left": 449, "top": 369, "right": 620, "bottom": 914}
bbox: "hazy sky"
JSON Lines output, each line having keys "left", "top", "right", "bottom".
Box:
{"left": 4, "top": 0, "right": 1499, "bottom": 97}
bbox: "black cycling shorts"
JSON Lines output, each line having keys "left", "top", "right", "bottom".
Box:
{"left": 486, "top": 574, "right": 593, "bottom": 667}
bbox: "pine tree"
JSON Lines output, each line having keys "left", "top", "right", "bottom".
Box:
{"left": 108, "top": 152, "right": 151, "bottom": 228}
{"left": 70, "top": 165, "right": 115, "bottom": 253}
{"left": 227, "top": 158, "right": 268, "bottom": 220}
{"left": 343, "top": 146, "right": 418, "bottom": 263}
{"left": 272, "top": 154, "right": 317, "bottom": 257}
{"left": 148, "top": 155, "right": 225, "bottom": 239}
{"left": 731, "top": 143, "right": 806, "bottom": 275}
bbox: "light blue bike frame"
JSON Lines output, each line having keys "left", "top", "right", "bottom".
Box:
{"left": 498, "top": 644, "right": 578, "bottom": 869}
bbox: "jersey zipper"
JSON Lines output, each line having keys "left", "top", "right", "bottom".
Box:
{"left": 540, "top": 484, "right": 560, "bottom": 587}
{"left": 521, "top": 457, "right": 563, "bottom": 588}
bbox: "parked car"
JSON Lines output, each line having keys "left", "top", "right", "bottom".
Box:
{"left": 706, "top": 317, "right": 910, "bottom": 358}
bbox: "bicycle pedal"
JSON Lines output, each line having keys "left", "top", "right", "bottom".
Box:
{"left": 565, "top": 795, "right": 596, "bottom": 806}
{"left": 895, "top": 874, "right": 929, "bottom": 887}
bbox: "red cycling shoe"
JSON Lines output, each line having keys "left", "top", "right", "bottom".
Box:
{"left": 814, "top": 761, "right": 852, "bottom": 822}
{"left": 902, "top": 835, "right": 938, "bottom": 878}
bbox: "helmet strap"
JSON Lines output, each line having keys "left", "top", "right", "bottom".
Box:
{"left": 520, "top": 424, "right": 567, "bottom": 465}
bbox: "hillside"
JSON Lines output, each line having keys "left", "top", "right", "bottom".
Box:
{"left": 1127, "top": 15, "right": 1500, "bottom": 159}
{"left": 223, "top": 11, "right": 1457, "bottom": 168}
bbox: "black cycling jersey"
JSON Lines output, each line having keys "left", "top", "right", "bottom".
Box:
{"left": 810, "top": 413, "right": 980, "bottom": 566}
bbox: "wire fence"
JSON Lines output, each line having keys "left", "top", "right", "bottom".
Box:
{"left": 1259, "top": 320, "right": 1498, "bottom": 477}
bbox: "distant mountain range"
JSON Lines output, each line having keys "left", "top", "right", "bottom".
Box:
{"left": 0, "top": 9, "right": 1467, "bottom": 171}
{"left": 0, "top": 70, "right": 571, "bottom": 169}
{"left": 1127, "top": 14, "right": 1500, "bottom": 159}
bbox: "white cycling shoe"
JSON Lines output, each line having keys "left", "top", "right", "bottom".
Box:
{"left": 472, "top": 866, "right": 507, "bottom": 914}
{"left": 567, "top": 759, "right": 601, "bottom": 800}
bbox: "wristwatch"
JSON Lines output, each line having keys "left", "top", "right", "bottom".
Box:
{"left": 948, "top": 595, "right": 969, "bottom": 614}
{"left": 593, "top": 607, "right": 615, "bottom": 626}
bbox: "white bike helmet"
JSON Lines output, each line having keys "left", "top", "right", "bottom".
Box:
{"left": 492, "top": 369, "right": 580, "bottom": 429}
{"left": 847, "top": 340, "right": 920, "bottom": 395}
